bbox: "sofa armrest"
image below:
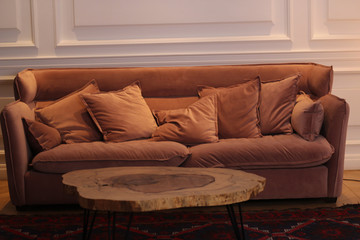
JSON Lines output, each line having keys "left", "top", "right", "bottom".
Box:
{"left": 319, "top": 94, "right": 350, "bottom": 197}
{"left": 1, "top": 101, "right": 34, "bottom": 206}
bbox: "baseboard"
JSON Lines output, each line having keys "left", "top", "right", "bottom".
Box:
{"left": 344, "top": 155, "right": 360, "bottom": 170}
{"left": 0, "top": 149, "right": 6, "bottom": 180}
{"left": 0, "top": 163, "right": 7, "bottom": 180}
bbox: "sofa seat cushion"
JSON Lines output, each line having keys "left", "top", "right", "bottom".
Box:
{"left": 32, "top": 140, "right": 190, "bottom": 174}
{"left": 183, "top": 134, "right": 334, "bottom": 169}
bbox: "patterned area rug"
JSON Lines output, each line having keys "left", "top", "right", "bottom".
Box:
{"left": 0, "top": 204, "right": 359, "bottom": 240}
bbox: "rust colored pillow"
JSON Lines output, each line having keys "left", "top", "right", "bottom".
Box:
{"left": 23, "top": 118, "right": 62, "bottom": 154}
{"left": 152, "top": 94, "right": 218, "bottom": 145}
{"left": 35, "top": 80, "right": 102, "bottom": 143}
{"left": 260, "top": 74, "right": 300, "bottom": 135}
{"left": 81, "top": 82, "right": 157, "bottom": 142}
{"left": 198, "top": 78, "right": 261, "bottom": 139}
{"left": 291, "top": 92, "right": 324, "bottom": 141}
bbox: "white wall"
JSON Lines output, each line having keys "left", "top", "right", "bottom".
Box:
{"left": 1, "top": 0, "right": 360, "bottom": 178}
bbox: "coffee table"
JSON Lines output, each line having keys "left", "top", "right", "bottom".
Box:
{"left": 62, "top": 166, "right": 265, "bottom": 240}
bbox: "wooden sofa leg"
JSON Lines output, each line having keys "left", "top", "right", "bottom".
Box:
{"left": 16, "top": 205, "right": 30, "bottom": 211}
{"left": 325, "top": 197, "right": 337, "bottom": 203}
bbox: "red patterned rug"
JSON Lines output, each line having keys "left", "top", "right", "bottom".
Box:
{"left": 0, "top": 204, "right": 359, "bottom": 240}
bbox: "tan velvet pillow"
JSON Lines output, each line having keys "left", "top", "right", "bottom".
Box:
{"left": 260, "top": 74, "right": 300, "bottom": 135}
{"left": 23, "top": 118, "right": 62, "bottom": 154}
{"left": 291, "top": 92, "right": 324, "bottom": 141}
{"left": 81, "top": 82, "right": 157, "bottom": 142}
{"left": 152, "top": 94, "right": 218, "bottom": 145}
{"left": 198, "top": 78, "right": 261, "bottom": 139}
{"left": 35, "top": 80, "right": 102, "bottom": 143}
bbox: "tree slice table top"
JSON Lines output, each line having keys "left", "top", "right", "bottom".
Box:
{"left": 62, "top": 167, "right": 266, "bottom": 213}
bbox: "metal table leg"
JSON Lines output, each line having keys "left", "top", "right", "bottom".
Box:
{"left": 83, "top": 206, "right": 245, "bottom": 239}
{"left": 107, "top": 211, "right": 117, "bottom": 240}
{"left": 238, "top": 203, "right": 246, "bottom": 240}
{"left": 84, "top": 210, "right": 133, "bottom": 240}
{"left": 125, "top": 212, "right": 134, "bottom": 240}
{"left": 83, "top": 209, "right": 97, "bottom": 240}
{"left": 226, "top": 204, "right": 246, "bottom": 240}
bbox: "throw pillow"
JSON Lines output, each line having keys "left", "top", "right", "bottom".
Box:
{"left": 23, "top": 118, "right": 62, "bottom": 154}
{"left": 81, "top": 82, "right": 158, "bottom": 142}
{"left": 291, "top": 92, "right": 324, "bottom": 141}
{"left": 197, "top": 78, "right": 261, "bottom": 139}
{"left": 152, "top": 94, "right": 218, "bottom": 145}
{"left": 35, "top": 80, "right": 102, "bottom": 143}
{"left": 260, "top": 74, "right": 300, "bottom": 135}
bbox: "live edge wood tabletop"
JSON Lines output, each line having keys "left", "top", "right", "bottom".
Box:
{"left": 62, "top": 166, "right": 266, "bottom": 212}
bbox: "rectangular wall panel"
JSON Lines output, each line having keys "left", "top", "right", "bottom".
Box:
{"left": 0, "top": 0, "right": 17, "bottom": 28}
{"left": 55, "top": 0, "right": 291, "bottom": 60}
{"left": 311, "top": 0, "right": 360, "bottom": 41}
{"left": 328, "top": 0, "right": 360, "bottom": 20}
{"left": 0, "top": 0, "right": 36, "bottom": 50}
{"left": 74, "top": 0, "right": 272, "bottom": 26}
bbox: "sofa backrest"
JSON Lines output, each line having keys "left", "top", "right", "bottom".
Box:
{"left": 14, "top": 63, "right": 333, "bottom": 109}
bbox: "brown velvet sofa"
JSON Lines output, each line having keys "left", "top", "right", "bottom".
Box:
{"left": 1, "top": 63, "right": 349, "bottom": 208}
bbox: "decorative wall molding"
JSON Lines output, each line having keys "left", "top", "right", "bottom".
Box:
{"left": 54, "top": 0, "right": 291, "bottom": 52}
{"left": 0, "top": 97, "right": 14, "bottom": 110}
{"left": 1, "top": 49, "right": 360, "bottom": 72}
{"left": 344, "top": 139, "right": 360, "bottom": 170}
{"left": 0, "top": 0, "right": 38, "bottom": 49}
{"left": 74, "top": 0, "right": 273, "bottom": 26}
{"left": 0, "top": 0, "right": 17, "bottom": 29}
{"left": 310, "top": 0, "right": 360, "bottom": 42}
{"left": 344, "top": 154, "right": 360, "bottom": 170}
{"left": 0, "top": 76, "right": 14, "bottom": 84}
{"left": 328, "top": 0, "right": 360, "bottom": 21}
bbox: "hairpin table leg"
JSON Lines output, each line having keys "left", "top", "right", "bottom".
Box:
{"left": 83, "top": 209, "right": 97, "bottom": 240}
{"left": 238, "top": 203, "right": 246, "bottom": 240}
{"left": 107, "top": 211, "right": 117, "bottom": 240}
{"left": 125, "top": 212, "right": 133, "bottom": 240}
{"left": 226, "top": 204, "right": 246, "bottom": 240}
{"left": 113, "top": 212, "right": 116, "bottom": 240}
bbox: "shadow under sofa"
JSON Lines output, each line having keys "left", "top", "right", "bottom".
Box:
{"left": 0, "top": 63, "right": 349, "bottom": 208}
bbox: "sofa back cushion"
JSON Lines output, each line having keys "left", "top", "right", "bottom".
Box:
{"left": 291, "top": 92, "right": 324, "bottom": 141}
{"left": 15, "top": 63, "right": 333, "bottom": 110}
{"left": 198, "top": 78, "right": 261, "bottom": 138}
{"left": 22, "top": 119, "right": 62, "bottom": 154}
{"left": 152, "top": 94, "right": 218, "bottom": 145}
{"left": 34, "top": 80, "right": 102, "bottom": 143}
{"left": 260, "top": 74, "right": 300, "bottom": 135}
{"left": 81, "top": 82, "right": 157, "bottom": 142}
